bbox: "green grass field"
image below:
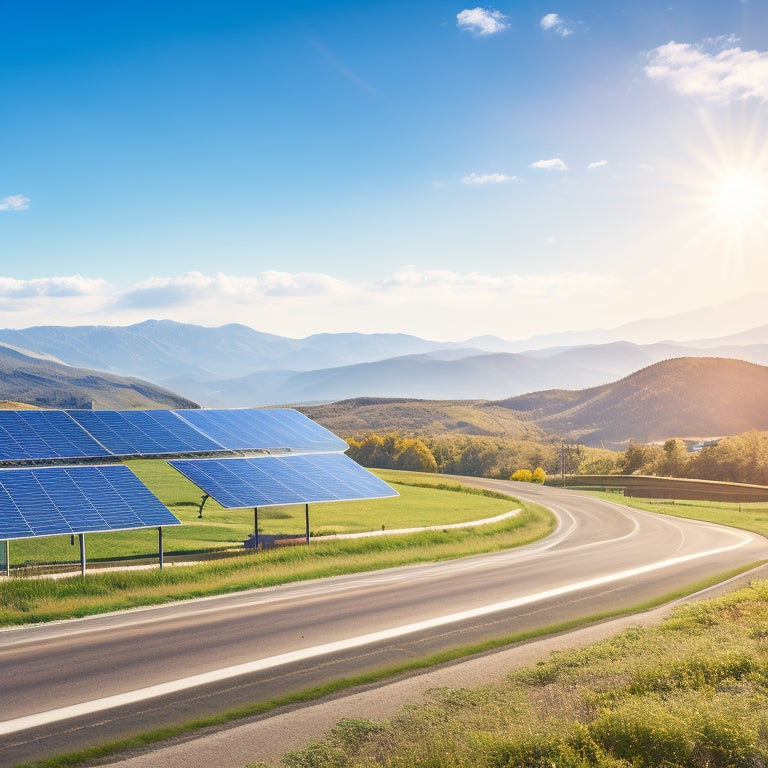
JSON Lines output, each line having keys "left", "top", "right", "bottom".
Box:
{"left": 585, "top": 488, "right": 768, "bottom": 538}
{"left": 5, "top": 465, "right": 524, "bottom": 567}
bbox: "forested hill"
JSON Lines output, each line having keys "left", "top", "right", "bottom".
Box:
{"left": 495, "top": 357, "right": 768, "bottom": 447}
{"left": 0, "top": 344, "right": 198, "bottom": 409}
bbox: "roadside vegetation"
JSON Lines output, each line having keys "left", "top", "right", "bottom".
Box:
{"left": 0, "top": 470, "right": 554, "bottom": 626}
{"left": 346, "top": 429, "right": 768, "bottom": 488}
{"left": 270, "top": 579, "right": 768, "bottom": 768}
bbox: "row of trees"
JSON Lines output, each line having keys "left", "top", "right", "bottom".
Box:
{"left": 615, "top": 431, "right": 768, "bottom": 485}
{"left": 346, "top": 433, "right": 562, "bottom": 478}
{"left": 347, "top": 429, "right": 768, "bottom": 486}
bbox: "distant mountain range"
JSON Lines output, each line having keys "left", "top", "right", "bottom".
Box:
{"left": 2, "top": 314, "right": 767, "bottom": 448}
{"left": 300, "top": 358, "right": 768, "bottom": 449}
{"left": 4, "top": 314, "right": 768, "bottom": 407}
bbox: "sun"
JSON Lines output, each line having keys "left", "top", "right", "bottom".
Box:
{"left": 668, "top": 112, "right": 768, "bottom": 278}
{"left": 708, "top": 170, "right": 768, "bottom": 225}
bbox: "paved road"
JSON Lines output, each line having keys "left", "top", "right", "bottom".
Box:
{"left": 1, "top": 482, "right": 767, "bottom": 766}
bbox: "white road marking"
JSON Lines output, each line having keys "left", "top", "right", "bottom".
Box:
{"left": 0, "top": 531, "right": 752, "bottom": 737}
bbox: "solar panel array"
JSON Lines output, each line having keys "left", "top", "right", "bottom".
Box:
{"left": 0, "top": 410, "right": 111, "bottom": 462}
{"left": 67, "top": 409, "right": 224, "bottom": 456}
{"left": 0, "top": 407, "right": 347, "bottom": 462}
{"left": 0, "top": 408, "right": 395, "bottom": 540}
{"left": 173, "top": 408, "right": 348, "bottom": 453}
{"left": 169, "top": 453, "right": 398, "bottom": 508}
{"left": 0, "top": 465, "right": 179, "bottom": 540}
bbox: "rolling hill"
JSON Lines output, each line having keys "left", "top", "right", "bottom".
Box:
{"left": 298, "top": 398, "right": 545, "bottom": 441}
{"left": 495, "top": 357, "right": 768, "bottom": 447}
{"left": 0, "top": 343, "right": 198, "bottom": 410}
{"left": 298, "top": 358, "right": 768, "bottom": 450}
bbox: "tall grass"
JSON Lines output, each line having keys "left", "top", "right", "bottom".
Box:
{"left": 276, "top": 580, "right": 768, "bottom": 768}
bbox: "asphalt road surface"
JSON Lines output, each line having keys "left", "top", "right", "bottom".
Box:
{"left": 2, "top": 481, "right": 767, "bottom": 767}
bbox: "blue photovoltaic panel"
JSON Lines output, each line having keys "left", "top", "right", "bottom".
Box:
{"left": 67, "top": 409, "right": 224, "bottom": 456}
{"left": 0, "top": 410, "right": 111, "bottom": 462}
{"left": 173, "top": 408, "right": 348, "bottom": 454}
{"left": 169, "top": 453, "right": 398, "bottom": 508}
{"left": 0, "top": 465, "right": 179, "bottom": 540}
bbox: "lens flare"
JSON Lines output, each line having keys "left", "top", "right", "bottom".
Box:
{"left": 666, "top": 111, "right": 768, "bottom": 286}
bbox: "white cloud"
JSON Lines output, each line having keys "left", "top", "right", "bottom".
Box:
{"left": 462, "top": 172, "right": 514, "bottom": 185}
{"left": 117, "top": 271, "right": 349, "bottom": 309}
{"left": 456, "top": 7, "right": 509, "bottom": 36}
{"left": 0, "top": 269, "right": 622, "bottom": 341}
{"left": 646, "top": 39, "right": 768, "bottom": 102}
{"left": 0, "top": 195, "right": 30, "bottom": 211}
{"left": 530, "top": 158, "right": 568, "bottom": 170}
{"left": 587, "top": 160, "right": 608, "bottom": 169}
{"left": 540, "top": 13, "right": 559, "bottom": 30}
{"left": 0, "top": 275, "right": 108, "bottom": 298}
{"left": 540, "top": 12, "right": 580, "bottom": 37}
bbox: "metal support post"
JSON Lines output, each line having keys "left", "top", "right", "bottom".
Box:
{"left": 1, "top": 540, "right": 8, "bottom": 578}
{"left": 79, "top": 533, "right": 86, "bottom": 578}
{"left": 305, "top": 504, "right": 310, "bottom": 545}
{"left": 158, "top": 526, "right": 164, "bottom": 570}
{"left": 561, "top": 441, "right": 565, "bottom": 487}
{"left": 254, "top": 507, "right": 259, "bottom": 550}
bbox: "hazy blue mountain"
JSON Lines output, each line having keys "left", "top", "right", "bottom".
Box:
{"left": 0, "top": 343, "right": 198, "bottom": 410}
{"left": 5, "top": 311, "right": 768, "bottom": 407}
{"left": 0, "top": 321, "right": 456, "bottom": 382}
{"left": 496, "top": 291, "right": 768, "bottom": 351}
{"left": 175, "top": 345, "right": 661, "bottom": 407}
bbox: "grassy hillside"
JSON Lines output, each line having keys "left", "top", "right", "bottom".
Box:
{"left": 299, "top": 398, "right": 546, "bottom": 440}
{"left": 495, "top": 357, "right": 768, "bottom": 447}
{"left": 0, "top": 343, "right": 199, "bottom": 409}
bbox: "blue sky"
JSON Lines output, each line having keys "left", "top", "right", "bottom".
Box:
{"left": 2, "top": 1, "right": 768, "bottom": 340}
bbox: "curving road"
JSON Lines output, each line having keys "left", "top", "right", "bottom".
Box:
{"left": 1, "top": 481, "right": 767, "bottom": 766}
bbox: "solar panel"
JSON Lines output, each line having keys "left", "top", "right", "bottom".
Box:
{"left": 67, "top": 409, "right": 224, "bottom": 456}
{"left": 0, "top": 465, "right": 179, "bottom": 540}
{"left": 0, "top": 410, "right": 111, "bottom": 462}
{"left": 173, "top": 408, "right": 348, "bottom": 454}
{"left": 169, "top": 453, "right": 398, "bottom": 508}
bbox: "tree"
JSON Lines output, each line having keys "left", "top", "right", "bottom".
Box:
{"left": 619, "top": 441, "right": 662, "bottom": 475}
{"left": 531, "top": 467, "right": 546, "bottom": 484}
{"left": 395, "top": 439, "right": 438, "bottom": 473}
{"left": 659, "top": 438, "right": 688, "bottom": 477}
{"left": 511, "top": 468, "right": 533, "bottom": 482}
